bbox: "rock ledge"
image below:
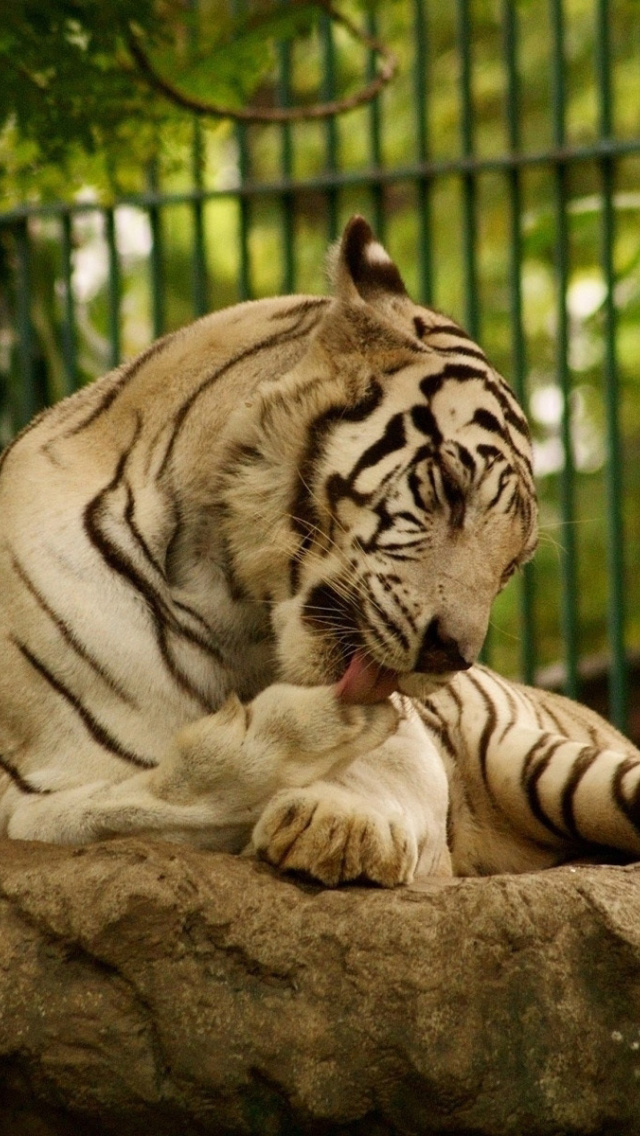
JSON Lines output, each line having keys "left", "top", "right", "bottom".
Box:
{"left": 0, "top": 837, "right": 639, "bottom": 1135}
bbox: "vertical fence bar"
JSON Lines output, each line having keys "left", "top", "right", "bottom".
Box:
{"left": 550, "top": 0, "right": 579, "bottom": 698}
{"left": 236, "top": 151, "right": 252, "bottom": 300}
{"left": 596, "top": 0, "right": 627, "bottom": 729}
{"left": 188, "top": 0, "right": 209, "bottom": 317}
{"left": 456, "top": 0, "right": 479, "bottom": 342}
{"left": 413, "top": 0, "right": 433, "bottom": 305}
{"left": 503, "top": 0, "right": 536, "bottom": 683}
{"left": 147, "top": 159, "right": 165, "bottom": 338}
{"left": 191, "top": 125, "right": 209, "bottom": 317}
{"left": 231, "top": 0, "right": 252, "bottom": 300}
{"left": 278, "top": 0, "right": 295, "bottom": 294}
{"left": 14, "top": 220, "right": 38, "bottom": 429}
{"left": 60, "top": 212, "right": 78, "bottom": 396}
{"left": 322, "top": 10, "right": 340, "bottom": 244}
{"left": 366, "top": 8, "right": 385, "bottom": 240}
{"left": 104, "top": 208, "right": 121, "bottom": 368}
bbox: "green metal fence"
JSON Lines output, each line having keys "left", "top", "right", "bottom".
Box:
{"left": 1, "top": 0, "right": 639, "bottom": 735}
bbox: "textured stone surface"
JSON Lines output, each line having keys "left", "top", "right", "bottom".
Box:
{"left": 0, "top": 838, "right": 639, "bottom": 1135}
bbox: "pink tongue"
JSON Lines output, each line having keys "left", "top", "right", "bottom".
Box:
{"left": 336, "top": 651, "right": 399, "bottom": 704}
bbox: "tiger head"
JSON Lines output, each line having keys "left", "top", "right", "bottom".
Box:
{"left": 218, "top": 216, "right": 538, "bottom": 702}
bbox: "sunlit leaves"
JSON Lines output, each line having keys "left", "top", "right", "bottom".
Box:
{"left": 0, "top": 0, "right": 329, "bottom": 200}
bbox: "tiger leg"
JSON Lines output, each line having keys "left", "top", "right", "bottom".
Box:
{"left": 450, "top": 725, "right": 640, "bottom": 875}
{"left": 252, "top": 699, "right": 452, "bottom": 887}
{"left": 6, "top": 683, "right": 397, "bottom": 849}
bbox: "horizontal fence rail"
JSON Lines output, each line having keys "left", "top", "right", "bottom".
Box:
{"left": 1, "top": 0, "right": 639, "bottom": 737}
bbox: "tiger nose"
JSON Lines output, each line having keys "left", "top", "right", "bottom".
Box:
{"left": 414, "top": 618, "right": 472, "bottom": 675}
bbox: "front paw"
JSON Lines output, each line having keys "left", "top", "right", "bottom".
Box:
{"left": 252, "top": 783, "right": 418, "bottom": 887}
{"left": 247, "top": 683, "right": 398, "bottom": 786}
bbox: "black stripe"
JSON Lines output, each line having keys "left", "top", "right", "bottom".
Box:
{"left": 0, "top": 753, "right": 51, "bottom": 795}
{"left": 444, "top": 677, "right": 465, "bottom": 717}
{"left": 456, "top": 444, "right": 477, "bottom": 474}
{"left": 484, "top": 465, "right": 515, "bottom": 510}
{"left": 560, "top": 746, "right": 600, "bottom": 840}
{"left": 420, "top": 361, "right": 488, "bottom": 399}
{"left": 535, "top": 697, "right": 567, "bottom": 735}
{"left": 84, "top": 441, "right": 223, "bottom": 707}
{"left": 427, "top": 463, "right": 440, "bottom": 503}
{"left": 268, "top": 297, "right": 329, "bottom": 321}
{"left": 85, "top": 494, "right": 221, "bottom": 705}
{"left": 411, "top": 404, "right": 442, "bottom": 443}
{"left": 11, "top": 553, "right": 138, "bottom": 708}
{"left": 521, "top": 735, "right": 570, "bottom": 839}
{"left": 421, "top": 711, "right": 458, "bottom": 759}
{"left": 481, "top": 672, "right": 520, "bottom": 745}
{"left": 488, "top": 375, "right": 531, "bottom": 439}
{"left": 503, "top": 482, "right": 522, "bottom": 518}
{"left": 524, "top": 695, "right": 547, "bottom": 732}
{"left": 417, "top": 357, "right": 530, "bottom": 445}
{"left": 586, "top": 722, "right": 602, "bottom": 746}
{"left": 472, "top": 407, "right": 505, "bottom": 437}
{"left": 363, "top": 617, "right": 401, "bottom": 658}
{"left": 13, "top": 638, "right": 155, "bottom": 769}
{"left": 419, "top": 683, "right": 462, "bottom": 759}
{"left": 465, "top": 671, "right": 499, "bottom": 792}
{"left": 341, "top": 381, "right": 387, "bottom": 424}
{"left": 407, "top": 467, "right": 427, "bottom": 513}
{"left": 350, "top": 412, "right": 405, "bottom": 478}
{"left": 372, "top": 572, "right": 419, "bottom": 634}
{"left": 492, "top": 684, "right": 519, "bottom": 746}
{"left": 62, "top": 334, "right": 178, "bottom": 440}
{"left": 123, "top": 481, "right": 211, "bottom": 635}
{"left": 123, "top": 482, "right": 165, "bottom": 579}
{"left": 125, "top": 482, "right": 216, "bottom": 635}
{"left": 392, "top": 509, "right": 421, "bottom": 528}
{"left": 612, "top": 758, "right": 640, "bottom": 836}
{"left": 476, "top": 443, "right": 504, "bottom": 464}
{"left": 289, "top": 381, "right": 385, "bottom": 592}
{"left": 441, "top": 469, "right": 466, "bottom": 529}
{"left": 426, "top": 320, "right": 474, "bottom": 341}
{"left": 363, "top": 592, "right": 411, "bottom": 654}
{"left": 373, "top": 540, "right": 425, "bottom": 559}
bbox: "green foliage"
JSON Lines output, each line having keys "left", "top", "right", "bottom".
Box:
{"left": 0, "top": 0, "right": 325, "bottom": 203}
{"left": 2, "top": 1, "right": 158, "bottom": 192}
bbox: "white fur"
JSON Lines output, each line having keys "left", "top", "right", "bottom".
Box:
{"left": 365, "top": 240, "right": 393, "bottom": 266}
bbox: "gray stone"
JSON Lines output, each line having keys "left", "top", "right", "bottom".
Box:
{"left": 0, "top": 837, "right": 638, "bottom": 1135}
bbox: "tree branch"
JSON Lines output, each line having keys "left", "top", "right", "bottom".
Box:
{"left": 126, "top": 0, "right": 398, "bottom": 125}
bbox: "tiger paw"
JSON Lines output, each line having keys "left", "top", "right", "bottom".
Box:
{"left": 168, "top": 682, "right": 398, "bottom": 807}
{"left": 252, "top": 783, "right": 419, "bottom": 887}
{"left": 244, "top": 682, "right": 399, "bottom": 788}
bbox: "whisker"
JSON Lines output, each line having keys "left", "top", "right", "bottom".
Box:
{"left": 487, "top": 619, "right": 522, "bottom": 643}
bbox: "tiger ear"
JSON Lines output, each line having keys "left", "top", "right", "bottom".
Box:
{"left": 329, "top": 215, "right": 408, "bottom": 303}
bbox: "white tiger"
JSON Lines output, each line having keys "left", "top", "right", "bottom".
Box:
{"left": 0, "top": 215, "right": 638, "bottom": 885}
